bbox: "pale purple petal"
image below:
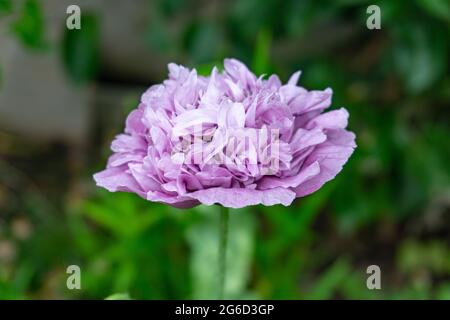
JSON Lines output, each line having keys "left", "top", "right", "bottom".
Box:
{"left": 294, "top": 129, "right": 356, "bottom": 197}
{"left": 257, "top": 161, "right": 320, "bottom": 190}
{"left": 94, "top": 166, "right": 145, "bottom": 197}
{"left": 290, "top": 88, "right": 333, "bottom": 115}
{"left": 186, "top": 187, "right": 296, "bottom": 208}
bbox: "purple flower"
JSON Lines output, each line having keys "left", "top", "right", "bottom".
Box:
{"left": 94, "top": 59, "right": 356, "bottom": 208}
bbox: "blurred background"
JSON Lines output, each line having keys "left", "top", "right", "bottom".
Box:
{"left": 0, "top": 0, "right": 449, "bottom": 299}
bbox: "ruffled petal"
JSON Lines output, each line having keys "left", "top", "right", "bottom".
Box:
{"left": 93, "top": 166, "right": 145, "bottom": 197}
{"left": 258, "top": 161, "right": 320, "bottom": 190}
{"left": 186, "top": 187, "right": 296, "bottom": 208}
{"left": 294, "top": 129, "right": 356, "bottom": 197}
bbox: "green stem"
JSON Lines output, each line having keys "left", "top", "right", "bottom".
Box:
{"left": 218, "top": 206, "right": 229, "bottom": 300}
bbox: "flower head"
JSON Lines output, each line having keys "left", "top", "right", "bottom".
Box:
{"left": 94, "top": 59, "right": 356, "bottom": 208}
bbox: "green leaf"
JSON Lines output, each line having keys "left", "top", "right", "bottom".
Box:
{"left": 62, "top": 13, "right": 100, "bottom": 84}
{"left": 82, "top": 191, "right": 165, "bottom": 238}
{"left": 392, "top": 22, "right": 448, "bottom": 93}
{"left": 436, "top": 283, "right": 450, "bottom": 300}
{"left": 252, "top": 29, "right": 272, "bottom": 76}
{"left": 398, "top": 240, "right": 450, "bottom": 275}
{"left": 10, "top": 0, "right": 45, "bottom": 49}
{"left": 308, "top": 259, "right": 351, "bottom": 299}
{"left": 416, "top": 0, "right": 450, "bottom": 22}
{"left": 196, "top": 61, "right": 223, "bottom": 77}
{"left": 183, "top": 21, "right": 223, "bottom": 64}
{"left": 105, "top": 292, "right": 131, "bottom": 300}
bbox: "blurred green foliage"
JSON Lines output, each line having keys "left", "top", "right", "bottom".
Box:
{"left": 0, "top": 0, "right": 12, "bottom": 15}
{"left": 62, "top": 13, "right": 100, "bottom": 84}
{"left": 10, "top": 0, "right": 46, "bottom": 49}
{"left": 0, "top": 0, "right": 449, "bottom": 300}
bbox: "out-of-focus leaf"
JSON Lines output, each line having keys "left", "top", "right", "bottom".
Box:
{"left": 284, "top": 0, "right": 316, "bottom": 37}
{"left": 228, "top": 0, "right": 278, "bottom": 45}
{"left": 252, "top": 29, "right": 272, "bottom": 76}
{"left": 416, "top": 0, "right": 450, "bottom": 22}
{"left": 10, "top": 0, "right": 45, "bottom": 49}
{"left": 82, "top": 191, "right": 165, "bottom": 238}
{"left": 158, "top": 0, "right": 186, "bottom": 18}
{"left": 334, "top": 0, "right": 372, "bottom": 5}
{"left": 105, "top": 292, "right": 131, "bottom": 300}
{"left": 62, "top": 13, "right": 99, "bottom": 84}
{"left": 146, "top": 15, "right": 171, "bottom": 53}
{"left": 196, "top": 61, "right": 223, "bottom": 77}
{"left": 340, "top": 269, "right": 379, "bottom": 299}
{"left": 286, "top": 0, "right": 341, "bottom": 37}
{"left": 392, "top": 22, "right": 448, "bottom": 93}
{"left": 187, "top": 207, "right": 255, "bottom": 299}
{"left": 436, "top": 283, "right": 450, "bottom": 300}
{"left": 308, "top": 259, "right": 351, "bottom": 299}
{"left": 401, "top": 125, "right": 450, "bottom": 211}
{"left": 264, "top": 183, "right": 332, "bottom": 249}
{"left": 398, "top": 241, "right": 450, "bottom": 275}
{"left": 113, "top": 261, "right": 136, "bottom": 293}
{"left": 183, "top": 21, "right": 223, "bottom": 64}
